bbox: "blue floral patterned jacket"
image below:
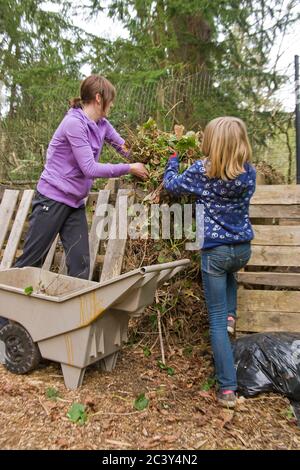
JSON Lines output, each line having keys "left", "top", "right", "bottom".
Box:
{"left": 163, "top": 156, "right": 256, "bottom": 249}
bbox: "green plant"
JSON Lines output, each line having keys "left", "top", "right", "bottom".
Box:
{"left": 134, "top": 393, "right": 149, "bottom": 411}
{"left": 157, "top": 360, "right": 175, "bottom": 376}
{"left": 201, "top": 377, "right": 216, "bottom": 391}
{"left": 24, "top": 286, "right": 33, "bottom": 296}
{"left": 143, "top": 347, "right": 151, "bottom": 357}
{"left": 45, "top": 387, "right": 60, "bottom": 401}
{"left": 183, "top": 345, "right": 193, "bottom": 357}
{"left": 67, "top": 403, "right": 88, "bottom": 425}
{"left": 281, "top": 407, "right": 295, "bottom": 421}
{"left": 149, "top": 314, "right": 158, "bottom": 330}
{"left": 126, "top": 118, "right": 202, "bottom": 199}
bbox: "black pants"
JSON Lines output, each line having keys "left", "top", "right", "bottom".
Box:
{"left": 13, "top": 191, "right": 90, "bottom": 279}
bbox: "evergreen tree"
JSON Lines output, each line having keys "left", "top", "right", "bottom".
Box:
{"left": 85, "top": 0, "right": 299, "bottom": 149}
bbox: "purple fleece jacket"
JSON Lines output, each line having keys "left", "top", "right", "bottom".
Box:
{"left": 37, "top": 108, "right": 131, "bottom": 208}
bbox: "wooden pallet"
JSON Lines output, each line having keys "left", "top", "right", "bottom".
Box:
{"left": 2, "top": 182, "right": 300, "bottom": 333}
{"left": 0, "top": 180, "right": 135, "bottom": 282}
{"left": 237, "top": 184, "right": 300, "bottom": 333}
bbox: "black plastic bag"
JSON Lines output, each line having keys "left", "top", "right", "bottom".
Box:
{"left": 233, "top": 333, "right": 300, "bottom": 401}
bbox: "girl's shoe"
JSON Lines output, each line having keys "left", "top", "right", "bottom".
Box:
{"left": 217, "top": 390, "right": 237, "bottom": 408}
{"left": 227, "top": 316, "right": 236, "bottom": 336}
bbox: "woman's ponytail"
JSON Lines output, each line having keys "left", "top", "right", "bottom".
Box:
{"left": 69, "top": 97, "right": 82, "bottom": 109}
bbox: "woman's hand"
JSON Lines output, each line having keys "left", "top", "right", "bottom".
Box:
{"left": 121, "top": 143, "right": 130, "bottom": 154}
{"left": 129, "top": 163, "right": 149, "bottom": 180}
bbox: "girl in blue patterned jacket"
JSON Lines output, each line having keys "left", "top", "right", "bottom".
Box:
{"left": 163, "top": 117, "right": 256, "bottom": 408}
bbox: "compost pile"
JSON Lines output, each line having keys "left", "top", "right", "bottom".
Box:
{"left": 122, "top": 119, "right": 286, "bottom": 348}
{"left": 122, "top": 119, "right": 207, "bottom": 348}
{"left": 255, "top": 160, "right": 285, "bottom": 184}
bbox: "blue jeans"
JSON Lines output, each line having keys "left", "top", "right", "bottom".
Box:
{"left": 201, "top": 242, "right": 251, "bottom": 391}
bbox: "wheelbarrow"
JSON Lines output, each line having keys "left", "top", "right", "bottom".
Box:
{"left": 0, "top": 259, "right": 190, "bottom": 389}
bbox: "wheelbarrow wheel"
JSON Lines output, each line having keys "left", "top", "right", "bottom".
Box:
{"left": 0, "top": 322, "right": 41, "bottom": 374}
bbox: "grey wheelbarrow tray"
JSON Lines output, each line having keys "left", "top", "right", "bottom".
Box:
{"left": 0, "top": 259, "right": 190, "bottom": 389}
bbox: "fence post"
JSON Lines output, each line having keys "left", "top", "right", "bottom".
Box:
{"left": 295, "top": 55, "right": 300, "bottom": 184}
{"left": 156, "top": 80, "right": 165, "bottom": 129}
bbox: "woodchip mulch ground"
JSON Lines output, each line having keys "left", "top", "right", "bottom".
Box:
{"left": 0, "top": 339, "right": 299, "bottom": 450}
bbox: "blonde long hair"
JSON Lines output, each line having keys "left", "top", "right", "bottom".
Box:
{"left": 202, "top": 116, "right": 252, "bottom": 180}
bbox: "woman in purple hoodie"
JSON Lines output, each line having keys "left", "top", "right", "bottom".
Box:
{"left": 13, "top": 74, "right": 149, "bottom": 280}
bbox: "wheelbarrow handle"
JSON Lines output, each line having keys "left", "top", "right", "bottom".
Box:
{"left": 139, "top": 259, "right": 190, "bottom": 274}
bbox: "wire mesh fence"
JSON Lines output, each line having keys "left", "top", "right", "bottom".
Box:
{"left": 0, "top": 68, "right": 297, "bottom": 185}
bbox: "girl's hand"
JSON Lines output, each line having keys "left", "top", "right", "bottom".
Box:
{"left": 168, "top": 147, "right": 178, "bottom": 159}
{"left": 129, "top": 163, "right": 149, "bottom": 180}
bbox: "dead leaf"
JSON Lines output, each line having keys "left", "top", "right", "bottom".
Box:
{"left": 218, "top": 409, "right": 234, "bottom": 429}
{"left": 83, "top": 395, "right": 97, "bottom": 411}
{"left": 159, "top": 409, "right": 169, "bottom": 416}
{"left": 141, "top": 435, "right": 162, "bottom": 448}
{"left": 193, "top": 414, "right": 209, "bottom": 426}
{"left": 55, "top": 438, "right": 68, "bottom": 449}
{"left": 166, "top": 416, "right": 178, "bottom": 423}
{"left": 198, "top": 391, "right": 213, "bottom": 399}
{"left": 174, "top": 125, "right": 185, "bottom": 139}
{"left": 194, "top": 439, "right": 208, "bottom": 449}
{"left": 226, "top": 430, "right": 248, "bottom": 447}
{"left": 163, "top": 433, "right": 180, "bottom": 443}
{"left": 105, "top": 439, "right": 132, "bottom": 448}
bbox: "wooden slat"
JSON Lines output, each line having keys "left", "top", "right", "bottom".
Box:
{"left": 105, "top": 178, "right": 120, "bottom": 194}
{"left": 250, "top": 205, "right": 300, "bottom": 219}
{"left": 278, "top": 219, "right": 299, "bottom": 226}
{"left": 239, "top": 185, "right": 300, "bottom": 332}
{"left": 237, "top": 271, "right": 300, "bottom": 287}
{"left": 0, "top": 190, "right": 34, "bottom": 269}
{"left": 88, "top": 190, "right": 110, "bottom": 280}
{"left": 249, "top": 245, "right": 300, "bottom": 266}
{"left": 237, "top": 289, "right": 300, "bottom": 313}
{"left": 87, "top": 181, "right": 119, "bottom": 207}
{"left": 0, "top": 190, "right": 19, "bottom": 254}
{"left": 1, "top": 248, "right": 22, "bottom": 259}
{"left": 100, "top": 188, "right": 135, "bottom": 283}
{"left": 256, "top": 173, "right": 266, "bottom": 185}
{"left": 237, "top": 311, "right": 300, "bottom": 332}
{"left": 42, "top": 234, "right": 60, "bottom": 271}
{"left": 252, "top": 225, "right": 300, "bottom": 246}
{"left": 251, "top": 185, "right": 300, "bottom": 205}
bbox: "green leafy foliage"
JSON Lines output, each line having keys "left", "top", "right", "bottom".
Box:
{"left": 134, "top": 393, "right": 149, "bottom": 411}
{"left": 157, "top": 360, "right": 175, "bottom": 376}
{"left": 149, "top": 314, "right": 158, "bottom": 330}
{"left": 281, "top": 406, "right": 295, "bottom": 421}
{"left": 183, "top": 345, "right": 194, "bottom": 357}
{"left": 1, "top": 1, "right": 297, "bottom": 184}
{"left": 143, "top": 347, "right": 151, "bottom": 357}
{"left": 67, "top": 403, "right": 87, "bottom": 425}
{"left": 126, "top": 118, "right": 202, "bottom": 199}
{"left": 201, "top": 377, "right": 216, "bottom": 391}
{"left": 45, "top": 387, "right": 60, "bottom": 401}
{"left": 24, "top": 286, "right": 34, "bottom": 296}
